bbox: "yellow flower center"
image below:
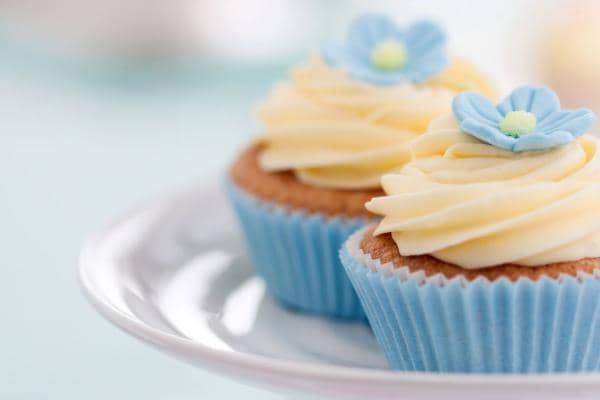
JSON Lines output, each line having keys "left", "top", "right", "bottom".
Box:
{"left": 499, "top": 111, "right": 537, "bottom": 138}
{"left": 370, "top": 39, "right": 408, "bottom": 71}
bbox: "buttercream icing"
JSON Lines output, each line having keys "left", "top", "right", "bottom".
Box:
{"left": 367, "top": 115, "right": 600, "bottom": 268}
{"left": 257, "top": 56, "right": 495, "bottom": 189}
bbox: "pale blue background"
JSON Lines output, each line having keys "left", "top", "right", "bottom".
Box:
{"left": 1, "top": 0, "right": 572, "bottom": 397}
{"left": 2, "top": 52, "right": 297, "bottom": 399}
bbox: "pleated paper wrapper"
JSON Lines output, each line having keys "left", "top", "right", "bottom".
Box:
{"left": 340, "top": 226, "right": 600, "bottom": 373}
{"left": 225, "top": 179, "right": 370, "bottom": 319}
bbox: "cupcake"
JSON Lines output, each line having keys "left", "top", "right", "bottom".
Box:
{"left": 226, "top": 13, "right": 495, "bottom": 319}
{"left": 341, "top": 86, "right": 600, "bottom": 371}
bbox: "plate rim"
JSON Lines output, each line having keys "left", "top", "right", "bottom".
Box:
{"left": 78, "top": 182, "right": 600, "bottom": 389}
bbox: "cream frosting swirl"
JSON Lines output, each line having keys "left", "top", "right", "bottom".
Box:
{"left": 366, "top": 115, "right": 600, "bottom": 268}
{"left": 257, "top": 55, "right": 495, "bottom": 189}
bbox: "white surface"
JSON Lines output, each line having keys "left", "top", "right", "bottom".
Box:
{"left": 80, "top": 182, "right": 600, "bottom": 400}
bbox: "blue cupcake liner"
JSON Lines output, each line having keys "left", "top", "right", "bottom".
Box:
{"left": 340, "top": 226, "right": 600, "bottom": 373}
{"left": 224, "top": 179, "right": 371, "bottom": 319}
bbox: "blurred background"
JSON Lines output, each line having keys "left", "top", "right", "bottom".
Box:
{"left": 3, "top": 0, "right": 599, "bottom": 398}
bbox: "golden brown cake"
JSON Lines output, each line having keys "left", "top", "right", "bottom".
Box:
{"left": 360, "top": 226, "right": 600, "bottom": 282}
{"left": 229, "top": 145, "right": 382, "bottom": 218}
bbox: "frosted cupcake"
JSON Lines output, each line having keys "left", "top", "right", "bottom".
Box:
{"left": 340, "top": 86, "right": 600, "bottom": 371}
{"left": 227, "top": 13, "right": 495, "bottom": 319}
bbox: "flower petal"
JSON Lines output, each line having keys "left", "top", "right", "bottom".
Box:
{"left": 347, "top": 13, "right": 400, "bottom": 54}
{"left": 405, "top": 20, "right": 446, "bottom": 56}
{"left": 348, "top": 64, "right": 408, "bottom": 86}
{"left": 321, "top": 43, "right": 356, "bottom": 66}
{"left": 459, "top": 117, "right": 515, "bottom": 151}
{"left": 512, "top": 131, "right": 573, "bottom": 152}
{"left": 403, "top": 52, "right": 448, "bottom": 83}
{"left": 537, "top": 108, "right": 596, "bottom": 137}
{"left": 453, "top": 86, "right": 596, "bottom": 152}
{"left": 528, "top": 87, "right": 561, "bottom": 119}
{"left": 452, "top": 92, "right": 503, "bottom": 125}
{"left": 321, "top": 14, "right": 448, "bottom": 86}
{"left": 496, "top": 86, "right": 560, "bottom": 118}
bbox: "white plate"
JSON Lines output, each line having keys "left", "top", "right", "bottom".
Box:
{"left": 80, "top": 182, "right": 600, "bottom": 400}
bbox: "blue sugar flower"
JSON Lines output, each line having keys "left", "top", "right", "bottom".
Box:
{"left": 452, "top": 86, "right": 597, "bottom": 152}
{"left": 322, "top": 13, "right": 448, "bottom": 86}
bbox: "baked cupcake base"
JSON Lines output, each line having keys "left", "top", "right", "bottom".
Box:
{"left": 230, "top": 145, "right": 381, "bottom": 218}
{"left": 225, "top": 145, "right": 378, "bottom": 319}
{"left": 340, "top": 225, "right": 600, "bottom": 373}
{"left": 360, "top": 226, "right": 600, "bottom": 282}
